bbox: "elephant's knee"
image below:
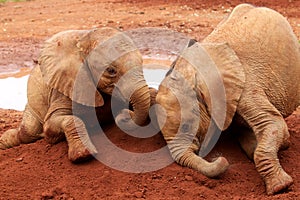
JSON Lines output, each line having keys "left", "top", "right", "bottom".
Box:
{"left": 265, "top": 118, "right": 290, "bottom": 151}
{"left": 43, "top": 118, "right": 65, "bottom": 144}
{"left": 61, "top": 116, "right": 87, "bottom": 136}
{"left": 59, "top": 115, "right": 98, "bottom": 162}
{"left": 18, "top": 124, "right": 42, "bottom": 144}
{"left": 17, "top": 109, "right": 43, "bottom": 144}
{"left": 280, "top": 124, "right": 291, "bottom": 150}
{"left": 59, "top": 115, "right": 76, "bottom": 128}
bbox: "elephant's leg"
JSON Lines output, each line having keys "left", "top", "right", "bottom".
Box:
{"left": 238, "top": 126, "right": 290, "bottom": 157}
{"left": 238, "top": 128, "right": 256, "bottom": 160}
{"left": 44, "top": 115, "right": 98, "bottom": 162}
{"left": 254, "top": 122, "right": 292, "bottom": 195}
{"left": 238, "top": 125, "right": 289, "bottom": 160}
{"left": 0, "top": 104, "right": 43, "bottom": 149}
{"left": 238, "top": 95, "right": 292, "bottom": 195}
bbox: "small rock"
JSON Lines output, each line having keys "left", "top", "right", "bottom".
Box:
{"left": 185, "top": 175, "right": 193, "bottom": 181}
{"left": 134, "top": 191, "right": 144, "bottom": 198}
{"left": 13, "top": 5, "right": 22, "bottom": 9}
{"left": 184, "top": 29, "right": 193, "bottom": 33}
{"left": 41, "top": 191, "right": 54, "bottom": 199}
{"left": 16, "top": 157, "right": 23, "bottom": 162}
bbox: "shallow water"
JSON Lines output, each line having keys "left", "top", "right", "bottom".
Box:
{"left": 0, "top": 58, "right": 170, "bottom": 111}
{"left": 143, "top": 68, "right": 168, "bottom": 89}
{"left": 143, "top": 58, "right": 170, "bottom": 89}
{"left": 0, "top": 75, "right": 29, "bottom": 111}
{"left": 0, "top": 67, "right": 32, "bottom": 79}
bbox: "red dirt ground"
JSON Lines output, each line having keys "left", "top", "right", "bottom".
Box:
{"left": 0, "top": 0, "right": 299, "bottom": 199}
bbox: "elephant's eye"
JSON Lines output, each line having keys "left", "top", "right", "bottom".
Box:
{"left": 106, "top": 66, "right": 117, "bottom": 76}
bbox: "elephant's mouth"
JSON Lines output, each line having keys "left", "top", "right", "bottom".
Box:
{"left": 98, "top": 83, "right": 115, "bottom": 95}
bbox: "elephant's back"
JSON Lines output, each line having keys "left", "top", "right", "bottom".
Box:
{"left": 204, "top": 4, "right": 300, "bottom": 117}
{"left": 27, "top": 65, "right": 50, "bottom": 123}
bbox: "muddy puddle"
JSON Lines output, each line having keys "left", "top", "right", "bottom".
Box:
{"left": 0, "top": 66, "right": 33, "bottom": 79}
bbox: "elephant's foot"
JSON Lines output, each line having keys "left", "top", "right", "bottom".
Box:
{"left": 0, "top": 139, "right": 8, "bottom": 150}
{"left": 255, "top": 148, "right": 293, "bottom": 195}
{"left": 265, "top": 168, "right": 293, "bottom": 195}
{"left": 68, "top": 142, "right": 98, "bottom": 163}
{"left": 0, "top": 129, "right": 21, "bottom": 149}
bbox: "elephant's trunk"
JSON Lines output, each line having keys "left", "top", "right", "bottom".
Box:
{"left": 115, "top": 68, "right": 150, "bottom": 130}
{"left": 156, "top": 84, "right": 229, "bottom": 178}
{"left": 166, "top": 137, "right": 229, "bottom": 178}
{"left": 162, "top": 112, "right": 229, "bottom": 178}
{"left": 129, "top": 83, "right": 150, "bottom": 126}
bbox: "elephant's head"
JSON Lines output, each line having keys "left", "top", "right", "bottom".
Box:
{"left": 38, "top": 27, "right": 150, "bottom": 128}
{"left": 155, "top": 41, "right": 245, "bottom": 177}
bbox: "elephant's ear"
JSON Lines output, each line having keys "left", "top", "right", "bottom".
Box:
{"left": 194, "top": 43, "right": 245, "bottom": 130}
{"left": 202, "top": 43, "right": 245, "bottom": 130}
{"left": 38, "top": 29, "right": 107, "bottom": 107}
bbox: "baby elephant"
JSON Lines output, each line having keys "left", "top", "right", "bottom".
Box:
{"left": 0, "top": 27, "right": 151, "bottom": 162}
{"left": 155, "top": 4, "right": 300, "bottom": 195}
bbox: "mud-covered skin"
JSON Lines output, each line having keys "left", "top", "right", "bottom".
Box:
{"left": 0, "top": 27, "right": 151, "bottom": 162}
{"left": 156, "top": 4, "right": 300, "bottom": 195}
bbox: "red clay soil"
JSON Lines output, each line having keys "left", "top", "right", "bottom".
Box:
{"left": 0, "top": 0, "right": 299, "bottom": 199}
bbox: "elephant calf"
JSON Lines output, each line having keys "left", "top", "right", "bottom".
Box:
{"left": 0, "top": 27, "right": 152, "bottom": 162}
{"left": 155, "top": 4, "right": 300, "bottom": 195}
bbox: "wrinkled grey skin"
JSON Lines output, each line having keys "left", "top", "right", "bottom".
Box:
{"left": 0, "top": 27, "right": 151, "bottom": 162}
{"left": 155, "top": 4, "right": 300, "bottom": 195}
